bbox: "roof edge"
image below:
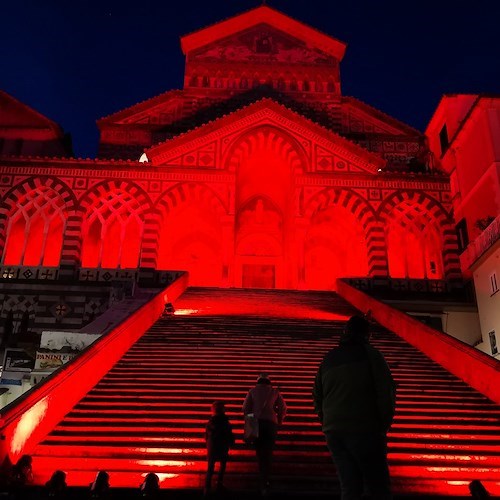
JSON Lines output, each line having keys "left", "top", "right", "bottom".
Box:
{"left": 180, "top": 5, "right": 346, "bottom": 61}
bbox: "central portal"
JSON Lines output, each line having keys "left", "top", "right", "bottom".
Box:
{"left": 242, "top": 264, "right": 276, "bottom": 288}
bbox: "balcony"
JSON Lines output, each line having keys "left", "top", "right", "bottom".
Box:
{"left": 461, "top": 214, "right": 500, "bottom": 270}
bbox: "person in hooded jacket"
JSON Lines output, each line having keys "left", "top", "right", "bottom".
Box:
{"left": 243, "top": 373, "right": 286, "bottom": 496}
{"left": 313, "top": 315, "right": 396, "bottom": 500}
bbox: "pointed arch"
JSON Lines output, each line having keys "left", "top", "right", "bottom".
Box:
{"left": 304, "top": 188, "right": 385, "bottom": 276}
{"left": 157, "top": 182, "right": 227, "bottom": 218}
{"left": 303, "top": 188, "right": 377, "bottom": 287}
{"left": 224, "top": 125, "right": 308, "bottom": 175}
{"left": 155, "top": 183, "right": 228, "bottom": 285}
{"left": 0, "top": 177, "right": 76, "bottom": 267}
{"left": 225, "top": 126, "right": 307, "bottom": 264}
{"left": 378, "top": 191, "right": 460, "bottom": 281}
{"left": 79, "top": 180, "right": 153, "bottom": 269}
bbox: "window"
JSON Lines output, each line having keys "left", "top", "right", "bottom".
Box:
{"left": 439, "top": 124, "right": 449, "bottom": 155}
{"left": 455, "top": 218, "right": 469, "bottom": 253}
{"left": 189, "top": 74, "right": 198, "bottom": 87}
{"left": 3, "top": 188, "right": 66, "bottom": 266}
{"left": 490, "top": 272, "right": 498, "bottom": 295}
{"left": 489, "top": 331, "right": 498, "bottom": 356}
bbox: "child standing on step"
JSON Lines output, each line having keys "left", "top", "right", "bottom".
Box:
{"left": 204, "top": 401, "right": 235, "bottom": 496}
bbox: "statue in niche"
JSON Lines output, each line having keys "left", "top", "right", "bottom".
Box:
{"left": 239, "top": 198, "right": 282, "bottom": 234}
{"left": 255, "top": 198, "right": 265, "bottom": 224}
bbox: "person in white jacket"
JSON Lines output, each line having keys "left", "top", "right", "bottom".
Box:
{"left": 243, "top": 373, "right": 287, "bottom": 496}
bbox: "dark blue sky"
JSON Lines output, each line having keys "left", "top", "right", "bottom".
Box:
{"left": 2, "top": 0, "right": 499, "bottom": 158}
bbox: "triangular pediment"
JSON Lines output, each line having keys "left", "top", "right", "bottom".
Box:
{"left": 181, "top": 6, "right": 346, "bottom": 61}
{"left": 0, "top": 90, "right": 60, "bottom": 131}
{"left": 189, "top": 24, "right": 337, "bottom": 66}
{"left": 146, "top": 99, "right": 385, "bottom": 174}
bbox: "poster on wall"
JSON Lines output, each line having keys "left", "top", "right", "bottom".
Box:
{"left": 34, "top": 352, "right": 76, "bottom": 370}
{"left": 2, "top": 348, "right": 35, "bottom": 372}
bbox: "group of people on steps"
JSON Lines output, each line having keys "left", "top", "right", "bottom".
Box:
{"left": 206, "top": 314, "right": 397, "bottom": 500}
{"left": 2, "top": 315, "right": 397, "bottom": 500}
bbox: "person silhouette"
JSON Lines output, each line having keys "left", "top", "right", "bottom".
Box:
{"left": 204, "top": 401, "right": 235, "bottom": 496}
{"left": 243, "top": 373, "right": 286, "bottom": 496}
{"left": 9, "top": 454, "right": 34, "bottom": 499}
{"left": 139, "top": 473, "right": 161, "bottom": 498}
{"left": 44, "top": 470, "right": 67, "bottom": 499}
{"left": 89, "top": 471, "right": 111, "bottom": 499}
{"left": 313, "top": 315, "right": 396, "bottom": 500}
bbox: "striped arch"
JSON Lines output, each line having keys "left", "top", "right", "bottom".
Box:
{"left": 378, "top": 190, "right": 461, "bottom": 282}
{"left": 155, "top": 183, "right": 228, "bottom": 284}
{"left": 304, "top": 188, "right": 384, "bottom": 277}
{"left": 157, "top": 182, "right": 227, "bottom": 218}
{"left": 0, "top": 177, "right": 77, "bottom": 267}
{"left": 224, "top": 125, "right": 308, "bottom": 174}
{"left": 79, "top": 180, "right": 153, "bottom": 269}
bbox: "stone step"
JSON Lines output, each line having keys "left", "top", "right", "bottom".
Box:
{"left": 32, "top": 287, "right": 500, "bottom": 497}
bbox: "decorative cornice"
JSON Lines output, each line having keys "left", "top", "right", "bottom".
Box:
{"left": 0, "top": 164, "right": 450, "bottom": 190}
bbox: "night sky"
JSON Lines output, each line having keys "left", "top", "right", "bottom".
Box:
{"left": 2, "top": 0, "right": 499, "bottom": 158}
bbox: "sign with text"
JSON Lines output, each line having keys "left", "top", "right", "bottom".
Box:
{"left": 34, "top": 352, "right": 76, "bottom": 370}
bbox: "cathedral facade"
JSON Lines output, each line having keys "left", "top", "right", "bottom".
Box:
{"left": 0, "top": 6, "right": 461, "bottom": 337}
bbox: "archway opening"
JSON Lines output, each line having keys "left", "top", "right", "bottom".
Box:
{"left": 305, "top": 205, "right": 369, "bottom": 290}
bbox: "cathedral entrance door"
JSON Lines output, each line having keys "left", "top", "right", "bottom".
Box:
{"left": 242, "top": 264, "right": 276, "bottom": 288}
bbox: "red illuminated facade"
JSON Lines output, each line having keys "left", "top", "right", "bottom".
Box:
{"left": 2, "top": 8, "right": 500, "bottom": 495}
{"left": 0, "top": 6, "right": 461, "bottom": 334}
{"left": 426, "top": 95, "right": 500, "bottom": 357}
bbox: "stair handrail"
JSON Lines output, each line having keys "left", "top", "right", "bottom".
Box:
{"left": 0, "top": 273, "right": 189, "bottom": 468}
{"left": 337, "top": 278, "right": 500, "bottom": 404}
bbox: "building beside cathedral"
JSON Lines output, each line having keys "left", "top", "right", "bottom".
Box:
{"left": 426, "top": 94, "right": 500, "bottom": 357}
{"left": 0, "top": 6, "right": 497, "bottom": 357}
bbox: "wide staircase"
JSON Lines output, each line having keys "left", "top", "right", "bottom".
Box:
{"left": 32, "top": 288, "right": 500, "bottom": 496}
